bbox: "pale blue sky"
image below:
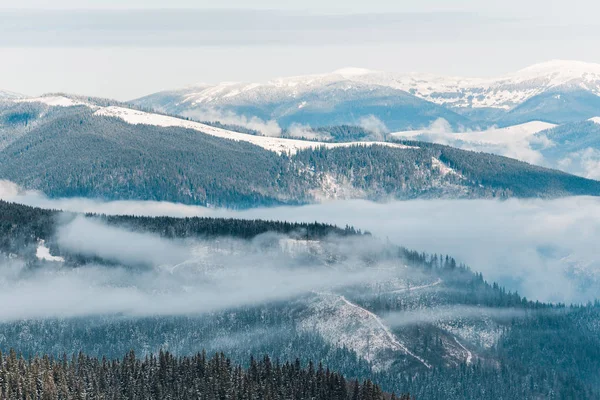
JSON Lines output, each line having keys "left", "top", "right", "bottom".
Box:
{"left": 0, "top": 0, "right": 598, "bottom": 99}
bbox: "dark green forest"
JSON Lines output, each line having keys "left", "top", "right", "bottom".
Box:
{"left": 0, "top": 349, "right": 408, "bottom": 400}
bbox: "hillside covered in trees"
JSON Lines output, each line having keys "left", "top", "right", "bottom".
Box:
{"left": 0, "top": 103, "right": 599, "bottom": 208}
{"left": 0, "top": 201, "right": 599, "bottom": 399}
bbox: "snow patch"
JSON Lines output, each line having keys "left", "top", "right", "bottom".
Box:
{"left": 588, "top": 117, "right": 600, "bottom": 125}
{"left": 431, "top": 158, "right": 461, "bottom": 178}
{"left": 36, "top": 240, "right": 64, "bottom": 262}
{"left": 309, "top": 173, "right": 366, "bottom": 201}
{"left": 16, "top": 96, "right": 96, "bottom": 108}
{"left": 300, "top": 293, "right": 431, "bottom": 370}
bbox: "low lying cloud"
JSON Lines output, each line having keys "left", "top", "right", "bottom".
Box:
{"left": 391, "top": 119, "right": 552, "bottom": 165}
{"left": 209, "top": 198, "right": 600, "bottom": 304}
{"left": 183, "top": 108, "right": 282, "bottom": 137}
{"left": 287, "top": 123, "right": 332, "bottom": 141}
{"left": 2, "top": 180, "right": 600, "bottom": 304}
{"left": 426, "top": 117, "right": 454, "bottom": 134}
{"left": 0, "top": 217, "right": 400, "bottom": 321}
{"left": 559, "top": 147, "right": 600, "bottom": 180}
{"left": 0, "top": 180, "right": 209, "bottom": 218}
{"left": 358, "top": 115, "right": 388, "bottom": 140}
{"left": 392, "top": 120, "right": 600, "bottom": 178}
{"left": 57, "top": 216, "right": 192, "bottom": 267}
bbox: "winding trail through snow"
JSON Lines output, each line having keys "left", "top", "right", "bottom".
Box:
{"left": 338, "top": 296, "right": 432, "bottom": 369}
{"left": 453, "top": 337, "right": 473, "bottom": 364}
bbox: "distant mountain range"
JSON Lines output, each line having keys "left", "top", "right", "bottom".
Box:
{"left": 132, "top": 60, "right": 600, "bottom": 131}
{"left": 1, "top": 95, "right": 598, "bottom": 208}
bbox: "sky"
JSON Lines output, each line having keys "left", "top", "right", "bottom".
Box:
{"left": 1, "top": 0, "right": 600, "bottom": 99}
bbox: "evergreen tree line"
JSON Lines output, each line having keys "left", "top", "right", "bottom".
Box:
{"left": 0, "top": 349, "right": 410, "bottom": 400}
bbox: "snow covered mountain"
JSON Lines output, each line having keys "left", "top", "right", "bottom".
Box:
{"left": 132, "top": 70, "right": 473, "bottom": 132}
{"left": 390, "top": 60, "right": 600, "bottom": 110}
{"left": 133, "top": 60, "right": 600, "bottom": 129}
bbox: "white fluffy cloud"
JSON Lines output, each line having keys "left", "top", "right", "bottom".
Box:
{"left": 183, "top": 108, "right": 282, "bottom": 137}
{"left": 358, "top": 115, "right": 388, "bottom": 140}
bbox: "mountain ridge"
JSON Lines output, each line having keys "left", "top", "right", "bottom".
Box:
{"left": 130, "top": 60, "right": 600, "bottom": 130}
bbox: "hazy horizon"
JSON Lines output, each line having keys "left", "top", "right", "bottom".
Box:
{"left": 2, "top": 0, "right": 600, "bottom": 99}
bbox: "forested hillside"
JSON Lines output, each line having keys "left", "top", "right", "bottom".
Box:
{"left": 1, "top": 106, "right": 599, "bottom": 207}
{"left": 0, "top": 201, "right": 599, "bottom": 399}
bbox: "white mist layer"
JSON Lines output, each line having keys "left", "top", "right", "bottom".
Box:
{"left": 1, "top": 180, "right": 600, "bottom": 303}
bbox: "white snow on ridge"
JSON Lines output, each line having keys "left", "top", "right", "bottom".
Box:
{"left": 174, "top": 60, "right": 600, "bottom": 110}
{"left": 374, "top": 60, "right": 600, "bottom": 109}
{"left": 15, "top": 95, "right": 96, "bottom": 108}
{"left": 94, "top": 106, "right": 417, "bottom": 155}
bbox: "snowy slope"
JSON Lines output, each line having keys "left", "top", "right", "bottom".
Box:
{"left": 94, "top": 106, "right": 416, "bottom": 155}
{"left": 300, "top": 292, "right": 432, "bottom": 371}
